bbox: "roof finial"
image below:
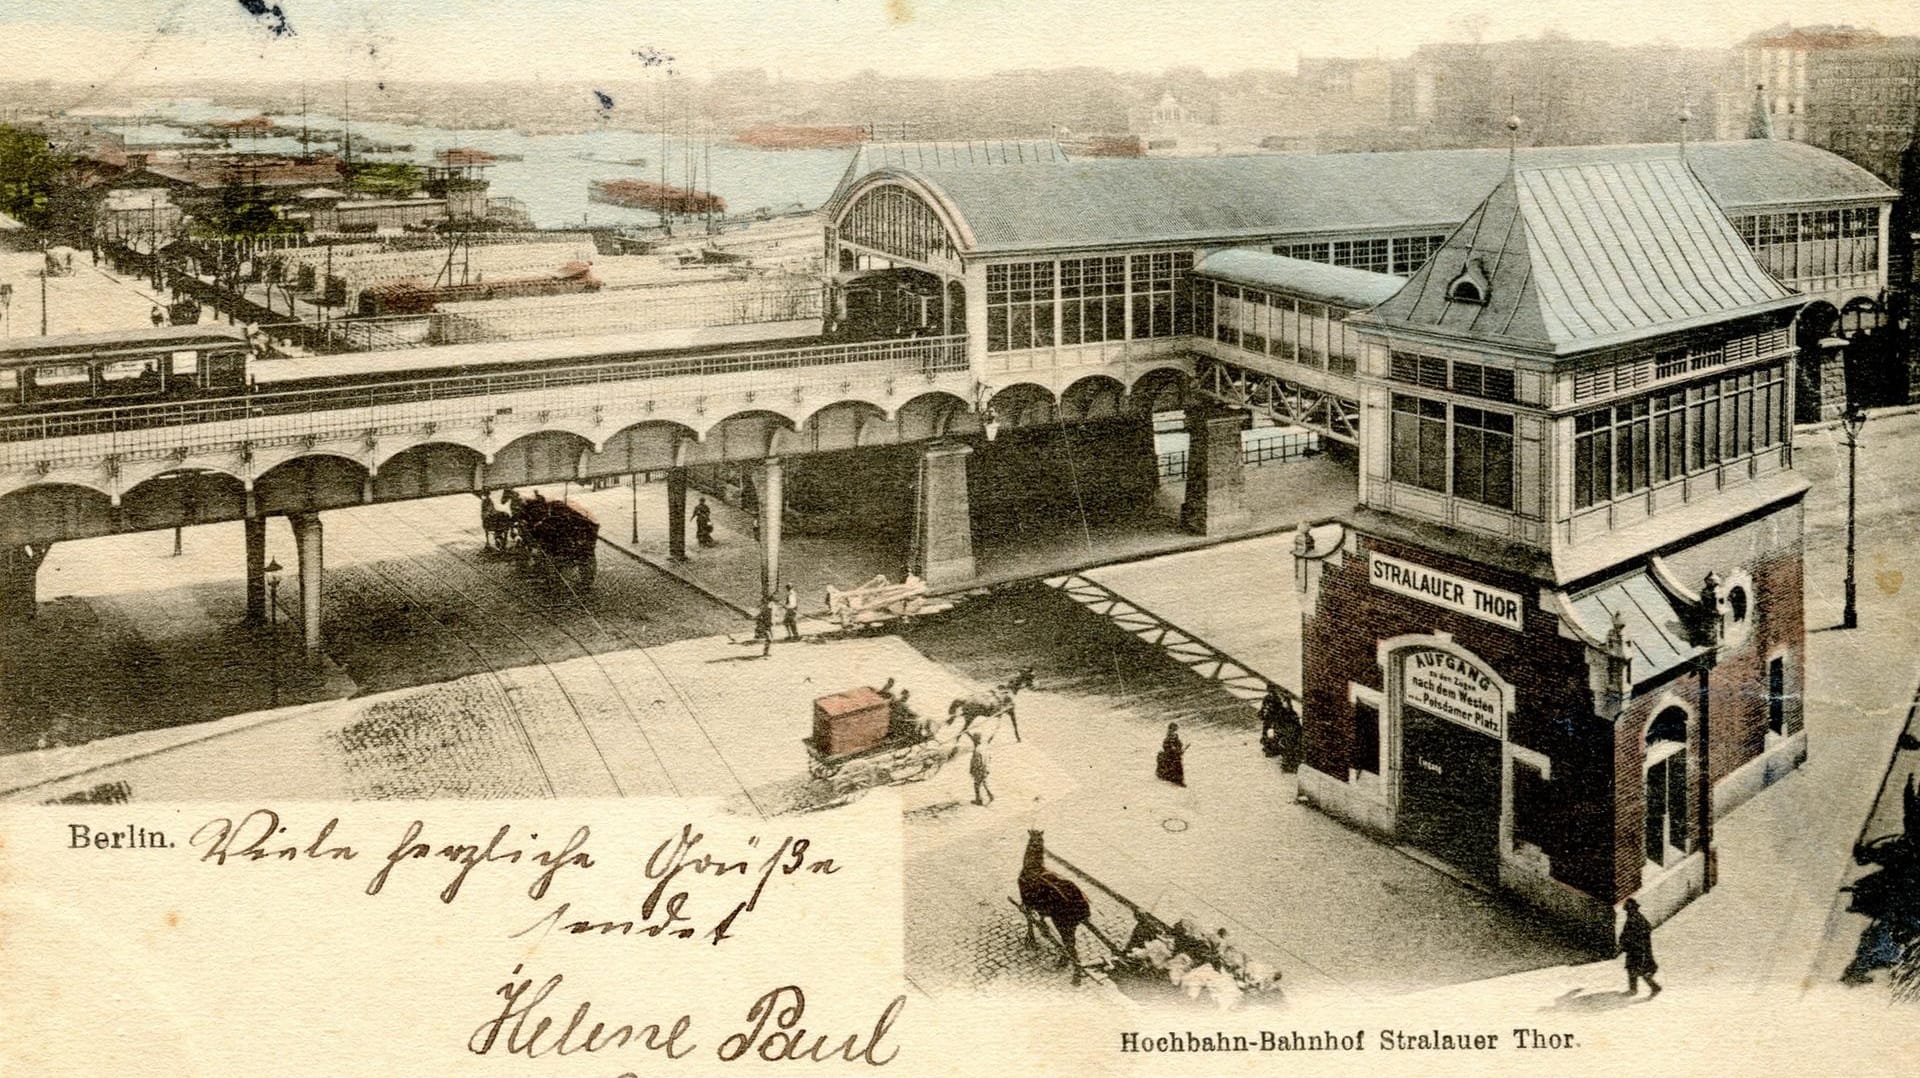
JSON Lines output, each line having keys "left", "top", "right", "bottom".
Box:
{"left": 1678, "top": 102, "right": 1693, "bottom": 161}
{"left": 1505, "top": 113, "right": 1522, "bottom": 173}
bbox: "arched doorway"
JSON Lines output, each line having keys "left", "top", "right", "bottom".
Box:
{"left": 1644, "top": 707, "right": 1691, "bottom": 870}
{"left": 1392, "top": 644, "right": 1510, "bottom": 883}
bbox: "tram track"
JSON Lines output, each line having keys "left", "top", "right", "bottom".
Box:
{"left": 347, "top": 498, "right": 715, "bottom": 800}
{"left": 376, "top": 494, "right": 768, "bottom": 815}
{"left": 328, "top": 558, "right": 564, "bottom": 799}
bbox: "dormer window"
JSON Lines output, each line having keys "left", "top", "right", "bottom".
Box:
{"left": 1447, "top": 258, "right": 1490, "bottom": 305}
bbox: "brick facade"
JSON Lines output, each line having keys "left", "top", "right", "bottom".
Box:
{"left": 1297, "top": 495, "right": 1806, "bottom": 934}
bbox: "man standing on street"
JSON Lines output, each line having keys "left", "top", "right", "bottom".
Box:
{"left": 1619, "top": 898, "right": 1661, "bottom": 997}
{"left": 782, "top": 582, "right": 801, "bottom": 641}
{"left": 692, "top": 497, "right": 715, "bottom": 547}
{"left": 969, "top": 732, "right": 993, "bottom": 806}
{"left": 753, "top": 594, "right": 774, "bottom": 658}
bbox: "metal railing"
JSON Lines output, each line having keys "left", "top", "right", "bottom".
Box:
{"left": 0, "top": 334, "right": 970, "bottom": 451}
{"left": 1157, "top": 428, "right": 1322, "bottom": 480}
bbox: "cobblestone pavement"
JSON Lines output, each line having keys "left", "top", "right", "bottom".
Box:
{"left": 0, "top": 493, "right": 740, "bottom": 755}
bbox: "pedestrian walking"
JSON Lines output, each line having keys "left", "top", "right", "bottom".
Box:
{"left": 782, "top": 582, "right": 800, "bottom": 641}
{"left": 753, "top": 594, "right": 774, "bottom": 658}
{"left": 1259, "top": 685, "right": 1304, "bottom": 773}
{"left": 969, "top": 732, "right": 993, "bottom": 806}
{"left": 1156, "top": 722, "right": 1186, "bottom": 787}
{"left": 692, "top": 497, "right": 715, "bottom": 547}
{"left": 1618, "top": 898, "right": 1661, "bottom": 997}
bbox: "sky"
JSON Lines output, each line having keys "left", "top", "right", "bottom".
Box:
{"left": 2, "top": 0, "right": 1919, "bottom": 86}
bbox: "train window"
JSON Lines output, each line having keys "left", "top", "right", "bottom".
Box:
{"left": 0, "top": 370, "right": 16, "bottom": 391}
{"left": 98, "top": 359, "right": 160, "bottom": 396}
{"left": 206, "top": 350, "right": 246, "bottom": 387}
{"left": 170, "top": 350, "right": 199, "bottom": 377}
{"left": 35, "top": 363, "right": 89, "bottom": 385}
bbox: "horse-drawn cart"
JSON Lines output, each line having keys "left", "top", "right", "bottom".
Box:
{"left": 1011, "top": 833, "right": 1283, "bottom": 1007}
{"left": 803, "top": 686, "right": 950, "bottom": 796}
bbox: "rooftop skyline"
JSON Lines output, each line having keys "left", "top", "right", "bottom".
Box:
{"left": 3, "top": 0, "right": 1919, "bottom": 88}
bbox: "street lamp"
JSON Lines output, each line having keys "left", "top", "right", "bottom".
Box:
{"left": 1841, "top": 404, "right": 1868, "bottom": 630}
{"left": 264, "top": 557, "right": 283, "bottom": 705}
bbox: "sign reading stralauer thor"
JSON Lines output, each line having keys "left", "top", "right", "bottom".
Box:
{"left": 1402, "top": 648, "right": 1504, "bottom": 737}
{"left": 1369, "top": 552, "right": 1524, "bottom": 631}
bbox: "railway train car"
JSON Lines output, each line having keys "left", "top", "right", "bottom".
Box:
{"left": 0, "top": 324, "right": 253, "bottom": 413}
{"left": 0, "top": 313, "right": 928, "bottom": 447}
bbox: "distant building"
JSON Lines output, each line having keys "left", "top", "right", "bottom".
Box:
{"left": 1399, "top": 38, "right": 1723, "bottom": 151}
{"left": 1718, "top": 24, "right": 1920, "bottom": 400}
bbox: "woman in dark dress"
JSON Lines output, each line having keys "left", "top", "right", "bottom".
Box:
{"left": 1156, "top": 722, "right": 1186, "bottom": 787}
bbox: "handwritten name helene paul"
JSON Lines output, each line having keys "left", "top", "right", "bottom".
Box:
{"left": 472, "top": 969, "right": 905, "bottom": 1066}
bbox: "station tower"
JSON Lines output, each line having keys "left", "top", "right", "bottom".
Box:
{"left": 1292, "top": 156, "right": 1810, "bottom": 944}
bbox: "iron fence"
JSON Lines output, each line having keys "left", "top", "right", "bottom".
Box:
{"left": 1157, "top": 428, "right": 1321, "bottom": 480}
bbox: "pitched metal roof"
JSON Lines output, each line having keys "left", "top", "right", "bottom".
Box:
{"left": 0, "top": 323, "right": 249, "bottom": 357}
{"left": 1359, "top": 158, "right": 1801, "bottom": 355}
{"left": 1196, "top": 248, "right": 1405, "bottom": 308}
{"left": 875, "top": 140, "right": 1891, "bottom": 256}
{"left": 1565, "top": 571, "right": 1704, "bottom": 682}
{"left": 836, "top": 140, "right": 1068, "bottom": 201}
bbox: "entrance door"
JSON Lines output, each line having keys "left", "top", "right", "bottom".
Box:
{"left": 1399, "top": 705, "right": 1502, "bottom": 882}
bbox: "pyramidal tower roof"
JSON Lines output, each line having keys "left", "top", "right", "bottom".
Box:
{"left": 1358, "top": 157, "right": 1800, "bottom": 357}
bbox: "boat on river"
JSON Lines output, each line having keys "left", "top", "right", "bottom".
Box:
{"left": 588, "top": 178, "right": 724, "bottom": 215}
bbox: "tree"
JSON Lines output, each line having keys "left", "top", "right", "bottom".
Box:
{"left": 0, "top": 124, "right": 75, "bottom": 231}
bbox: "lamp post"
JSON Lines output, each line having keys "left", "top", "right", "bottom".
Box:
{"left": 630, "top": 472, "right": 640, "bottom": 544}
{"left": 1840, "top": 404, "right": 1867, "bottom": 630}
{"left": 264, "top": 557, "right": 283, "bottom": 705}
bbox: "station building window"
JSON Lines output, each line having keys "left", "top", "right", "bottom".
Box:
{"left": 1390, "top": 394, "right": 1449, "bottom": 493}
{"left": 1353, "top": 699, "right": 1380, "bottom": 775}
{"left": 1130, "top": 251, "right": 1191, "bottom": 339}
{"left": 1332, "top": 237, "right": 1390, "bottom": 274}
{"left": 1644, "top": 708, "right": 1690, "bottom": 868}
{"left": 1768, "top": 657, "right": 1787, "bottom": 735}
{"left": 1059, "top": 256, "right": 1126, "bottom": 345}
{"left": 1573, "top": 363, "right": 1787, "bottom": 509}
{"left": 1390, "top": 234, "right": 1448, "bottom": 276}
{"left": 1451, "top": 406, "right": 1515, "bottom": 509}
{"left": 1391, "top": 393, "right": 1516, "bottom": 509}
{"left": 985, "top": 261, "right": 1056, "bottom": 353}
{"left": 1512, "top": 759, "right": 1551, "bottom": 851}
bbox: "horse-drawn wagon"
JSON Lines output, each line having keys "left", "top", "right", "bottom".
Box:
{"left": 1011, "top": 831, "right": 1283, "bottom": 1007}
{"left": 802, "top": 686, "right": 949, "bottom": 796}
{"left": 481, "top": 490, "right": 600, "bottom": 587}
{"left": 824, "top": 574, "right": 953, "bottom": 630}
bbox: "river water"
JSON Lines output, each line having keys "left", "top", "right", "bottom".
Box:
{"left": 102, "top": 100, "right": 857, "bottom": 230}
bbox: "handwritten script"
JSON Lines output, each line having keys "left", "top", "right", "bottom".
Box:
{"left": 190, "top": 809, "right": 841, "bottom": 945}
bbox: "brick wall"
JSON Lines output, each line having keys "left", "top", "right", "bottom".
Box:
{"left": 1300, "top": 529, "right": 1622, "bottom": 899}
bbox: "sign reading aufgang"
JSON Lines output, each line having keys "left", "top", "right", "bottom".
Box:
{"left": 1402, "top": 648, "right": 1504, "bottom": 737}
{"left": 1369, "top": 552, "right": 1524, "bottom": 631}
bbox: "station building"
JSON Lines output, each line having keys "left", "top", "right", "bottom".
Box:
{"left": 1291, "top": 157, "right": 1809, "bottom": 944}
{"left": 818, "top": 139, "right": 1889, "bottom": 588}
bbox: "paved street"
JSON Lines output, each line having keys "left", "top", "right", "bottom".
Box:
{"left": 0, "top": 492, "right": 740, "bottom": 754}
{"left": 9, "top": 412, "right": 1920, "bottom": 1004}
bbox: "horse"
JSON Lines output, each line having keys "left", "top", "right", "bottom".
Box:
{"left": 948, "top": 667, "right": 1036, "bottom": 742}
{"left": 1017, "top": 830, "right": 1092, "bottom": 984}
{"left": 478, "top": 493, "right": 515, "bottom": 552}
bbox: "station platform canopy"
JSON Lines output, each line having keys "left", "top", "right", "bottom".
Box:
{"left": 1196, "top": 248, "right": 1406, "bottom": 309}
{"left": 832, "top": 140, "right": 1894, "bottom": 260}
